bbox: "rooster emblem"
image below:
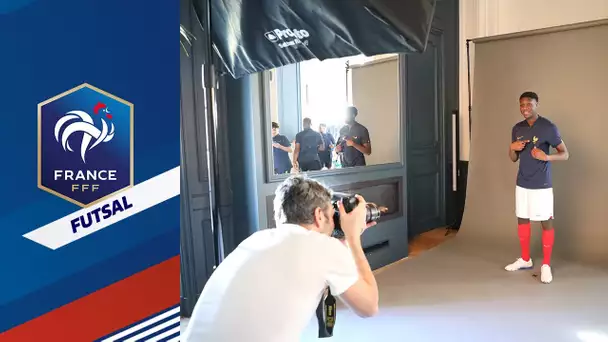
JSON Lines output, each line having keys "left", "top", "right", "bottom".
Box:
{"left": 54, "top": 102, "right": 115, "bottom": 163}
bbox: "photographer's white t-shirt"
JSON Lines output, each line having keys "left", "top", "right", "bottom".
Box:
{"left": 182, "top": 223, "right": 359, "bottom": 342}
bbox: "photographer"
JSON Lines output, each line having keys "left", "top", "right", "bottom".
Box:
{"left": 183, "top": 175, "right": 379, "bottom": 342}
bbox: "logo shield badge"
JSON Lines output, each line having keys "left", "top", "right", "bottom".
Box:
{"left": 38, "top": 83, "right": 134, "bottom": 207}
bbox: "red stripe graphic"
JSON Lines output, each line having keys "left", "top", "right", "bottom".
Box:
{"left": 0, "top": 256, "right": 179, "bottom": 342}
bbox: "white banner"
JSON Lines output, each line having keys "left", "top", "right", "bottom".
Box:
{"left": 24, "top": 166, "right": 180, "bottom": 250}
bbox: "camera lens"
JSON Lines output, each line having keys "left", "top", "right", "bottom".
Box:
{"left": 365, "top": 203, "right": 381, "bottom": 222}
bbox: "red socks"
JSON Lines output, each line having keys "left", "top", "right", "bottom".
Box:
{"left": 518, "top": 223, "right": 554, "bottom": 265}
{"left": 518, "top": 223, "right": 531, "bottom": 262}
{"left": 542, "top": 229, "right": 555, "bottom": 266}
{"left": 517, "top": 223, "right": 555, "bottom": 265}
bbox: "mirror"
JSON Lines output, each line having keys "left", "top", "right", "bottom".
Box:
{"left": 265, "top": 53, "right": 402, "bottom": 177}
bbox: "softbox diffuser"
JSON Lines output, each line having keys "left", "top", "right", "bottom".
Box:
{"left": 204, "top": 0, "right": 436, "bottom": 78}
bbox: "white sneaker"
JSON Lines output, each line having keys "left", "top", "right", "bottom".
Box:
{"left": 541, "top": 264, "right": 553, "bottom": 284}
{"left": 505, "top": 257, "right": 533, "bottom": 271}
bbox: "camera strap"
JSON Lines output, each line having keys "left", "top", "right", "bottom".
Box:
{"left": 316, "top": 287, "right": 337, "bottom": 338}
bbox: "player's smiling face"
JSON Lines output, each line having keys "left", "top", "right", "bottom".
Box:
{"left": 519, "top": 97, "right": 538, "bottom": 119}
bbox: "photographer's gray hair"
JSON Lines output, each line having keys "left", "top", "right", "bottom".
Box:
{"left": 273, "top": 175, "right": 332, "bottom": 225}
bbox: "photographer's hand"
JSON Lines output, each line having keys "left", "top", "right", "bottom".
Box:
{"left": 338, "top": 195, "right": 368, "bottom": 239}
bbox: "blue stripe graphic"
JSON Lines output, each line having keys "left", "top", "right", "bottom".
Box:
{"left": 95, "top": 305, "right": 181, "bottom": 342}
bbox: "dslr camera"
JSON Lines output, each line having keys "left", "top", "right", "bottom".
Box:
{"left": 330, "top": 192, "right": 386, "bottom": 239}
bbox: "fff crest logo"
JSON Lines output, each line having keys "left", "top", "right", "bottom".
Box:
{"left": 38, "top": 83, "right": 134, "bottom": 207}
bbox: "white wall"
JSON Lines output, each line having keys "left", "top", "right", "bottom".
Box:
{"left": 351, "top": 57, "right": 401, "bottom": 166}
{"left": 459, "top": 0, "right": 608, "bottom": 160}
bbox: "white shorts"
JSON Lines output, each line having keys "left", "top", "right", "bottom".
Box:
{"left": 515, "top": 186, "right": 554, "bottom": 221}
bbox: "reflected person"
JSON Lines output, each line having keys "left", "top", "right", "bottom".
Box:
{"left": 336, "top": 106, "right": 371, "bottom": 167}
{"left": 293, "top": 118, "right": 324, "bottom": 172}
{"left": 272, "top": 122, "right": 293, "bottom": 175}
{"left": 318, "top": 123, "right": 335, "bottom": 169}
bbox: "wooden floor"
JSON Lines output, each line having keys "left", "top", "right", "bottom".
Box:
{"left": 408, "top": 226, "right": 457, "bottom": 257}
{"left": 373, "top": 226, "right": 457, "bottom": 275}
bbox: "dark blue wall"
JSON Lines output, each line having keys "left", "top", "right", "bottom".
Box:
{"left": 224, "top": 76, "right": 261, "bottom": 250}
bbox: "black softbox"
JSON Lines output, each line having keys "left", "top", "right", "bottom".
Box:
{"left": 206, "top": 0, "right": 437, "bottom": 79}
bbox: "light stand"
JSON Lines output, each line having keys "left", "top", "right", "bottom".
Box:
{"left": 200, "top": 0, "right": 225, "bottom": 267}
{"left": 466, "top": 39, "right": 472, "bottom": 139}
{"left": 445, "top": 108, "right": 461, "bottom": 236}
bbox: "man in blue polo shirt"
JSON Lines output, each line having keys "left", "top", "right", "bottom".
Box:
{"left": 272, "top": 122, "right": 293, "bottom": 175}
{"left": 505, "top": 91, "right": 569, "bottom": 284}
{"left": 335, "top": 106, "right": 371, "bottom": 167}
{"left": 293, "top": 118, "right": 324, "bottom": 172}
{"left": 318, "top": 123, "right": 335, "bottom": 169}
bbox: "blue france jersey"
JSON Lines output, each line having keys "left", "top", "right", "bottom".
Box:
{"left": 512, "top": 116, "right": 563, "bottom": 189}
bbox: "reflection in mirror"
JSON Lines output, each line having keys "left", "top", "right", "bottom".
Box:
{"left": 267, "top": 53, "right": 401, "bottom": 176}
{"left": 271, "top": 121, "right": 293, "bottom": 175}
